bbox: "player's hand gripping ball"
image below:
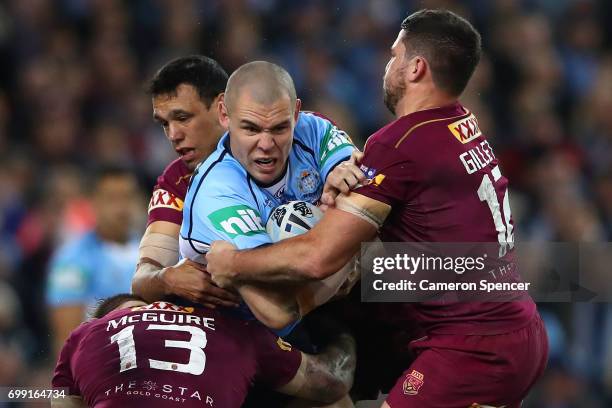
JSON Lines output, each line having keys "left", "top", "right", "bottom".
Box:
{"left": 266, "top": 201, "right": 322, "bottom": 241}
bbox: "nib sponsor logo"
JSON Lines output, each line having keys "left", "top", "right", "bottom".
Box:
{"left": 320, "top": 125, "right": 352, "bottom": 164}
{"left": 448, "top": 113, "right": 482, "bottom": 144}
{"left": 208, "top": 205, "right": 266, "bottom": 237}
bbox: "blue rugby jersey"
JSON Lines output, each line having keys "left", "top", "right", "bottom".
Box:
{"left": 179, "top": 111, "right": 354, "bottom": 257}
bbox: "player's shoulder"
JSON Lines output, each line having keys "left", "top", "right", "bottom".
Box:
{"left": 189, "top": 140, "right": 249, "bottom": 200}
{"left": 73, "top": 308, "right": 135, "bottom": 346}
{"left": 66, "top": 318, "right": 97, "bottom": 346}
{"left": 294, "top": 111, "right": 333, "bottom": 142}
{"left": 154, "top": 157, "right": 192, "bottom": 195}
{"left": 368, "top": 102, "right": 471, "bottom": 151}
{"left": 299, "top": 110, "right": 336, "bottom": 126}
{"left": 56, "top": 322, "right": 89, "bottom": 363}
{"left": 161, "top": 157, "right": 191, "bottom": 179}
{"left": 294, "top": 111, "right": 355, "bottom": 166}
{"left": 161, "top": 157, "right": 192, "bottom": 181}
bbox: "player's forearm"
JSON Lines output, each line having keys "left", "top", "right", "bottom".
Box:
{"left": 233, "top": 235, "right": 331, "bottom": 284}
{"left": 133, "top": 223, "right": 181, "bottom": 300}
{"left": 238, "top": 284, "right": 301, "bottom": 330}
{"left": 131, "top": 260, "right": 168, "bottom": 302}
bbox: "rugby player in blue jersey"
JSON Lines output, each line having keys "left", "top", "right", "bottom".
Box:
{"left": 47, "top": 166, "right": 141, "bottom": 355}
{"left": 180, "top": 61, "right": 364, "bottom": 327}
{"left": 179, "top": 61, "right": 364, "bottom": 407}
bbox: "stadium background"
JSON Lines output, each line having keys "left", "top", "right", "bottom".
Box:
{"left": 0, "top": 0, "right": 610, "bottom": 406}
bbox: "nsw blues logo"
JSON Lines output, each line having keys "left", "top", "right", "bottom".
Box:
{"left": 296, "top": 168, "right": 321, "bottom": 202}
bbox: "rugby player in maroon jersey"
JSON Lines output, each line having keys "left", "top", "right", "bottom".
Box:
{"left": 206, "top": 9, "right": 548, "bottom": 408}
{"left": 51, "top": 293, "right": 356, "bottom": 408}
{"left": 131, "top": 55, "right": 241, "bottom": 309}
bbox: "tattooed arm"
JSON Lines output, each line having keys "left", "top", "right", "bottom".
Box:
{"left": 277, "top": 332, "right": 356, "bottom": 403}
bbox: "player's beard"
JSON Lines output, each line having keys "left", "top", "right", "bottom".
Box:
{"left": 383, "top": 76, "right": 406, "bottom": 116}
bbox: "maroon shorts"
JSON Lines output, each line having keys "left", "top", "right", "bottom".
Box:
{"left": 386, "top": 313, "right": 548, "bottom": 408}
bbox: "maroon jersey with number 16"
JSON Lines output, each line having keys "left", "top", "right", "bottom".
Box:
{"left": 353, "top": 102, "right": 536, "bottom": 335}
{"left": 52, "top": 301, "right": 301, "bottom": 407}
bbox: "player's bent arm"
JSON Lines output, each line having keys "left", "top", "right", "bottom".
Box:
{"left": 131, "top": 221, "right": 180, "bottom": 301}
{"left": 296, "top": 256, "right": 359, "bottom": 315}
{"left": 51, "top": 396, "right": 86, "bottom": 408}
{"left": 238, "top": 283, "right": 301, "bottom": 331}
{"left": 238, "top": 264, "right": 358, "bottom": 330}
{"left": 277, "top": 333, "right": 356, "bottom": 404}
{"left": 230, "top": 194, "right": 385, "bottom": 283}
{"left": 238, "top": 260, "right": 358, "bottom": 329}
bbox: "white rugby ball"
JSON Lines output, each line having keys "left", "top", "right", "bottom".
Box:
{"left": 266, "top": 201, "right": 323, "bottom": 241}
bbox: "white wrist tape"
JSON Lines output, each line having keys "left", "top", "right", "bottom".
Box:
{"left": 139, "top": 233, "right": 180, "bottom": 268}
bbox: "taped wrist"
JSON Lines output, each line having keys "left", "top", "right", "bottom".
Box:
{"left": 139, "top": 233, "right": 179, "bottom": 268}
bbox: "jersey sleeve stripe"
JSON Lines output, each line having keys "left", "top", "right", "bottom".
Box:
{"left": 247, "top": 175, "right": 260, "bottom": 209}
{"left": 394, "top": 109, "right": 471, "bottom": 148}
{"left": 320, "top": 143, "right": 353, "bottom": 168}
{"left": 180, "top": 235, "right": 211, "bottom": 255}
{"left": 318, "top": 122, "right": 333, "bottom": 160}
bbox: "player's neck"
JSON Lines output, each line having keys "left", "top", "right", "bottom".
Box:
{"left": 395, "top": 91, "right": 456, "bottom": 118}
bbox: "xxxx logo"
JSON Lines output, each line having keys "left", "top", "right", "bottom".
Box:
{"left": 149, "top": 189, "right": 183, "bottom": 212}
{"left": 132, "top": 301, "right": 194, "bottom": 313}
{"left": 448, "top": 113, "right": 482, "bottom": 144}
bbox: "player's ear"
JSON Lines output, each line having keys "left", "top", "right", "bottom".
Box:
{"left": 407, "top": 56, "right": 426, "bottom": 83}
{"left": 294, "top": 98, "right": 301, "bottom": 122}
{"left": 218, "top": 94, "right": 230, "bottom": 130}
{"left": 210, "top": 92, "right": 223, "bottom": 112}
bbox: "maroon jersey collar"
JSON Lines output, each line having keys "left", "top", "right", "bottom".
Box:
{"left": 397, "top": 101, "right": 466, "bottom": 124}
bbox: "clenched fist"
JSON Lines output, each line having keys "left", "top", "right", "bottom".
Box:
{"left": 162, "top": 258, "right": 240, "bottom": 308}
{"left": 205, "top": 240, "right": 239, "bottom": 288}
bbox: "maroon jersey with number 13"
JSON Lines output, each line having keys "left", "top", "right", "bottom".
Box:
{"left": 52, "top": 301, "right": 301, "bottom": 407}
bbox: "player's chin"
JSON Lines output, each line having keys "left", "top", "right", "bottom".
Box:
{"left": 183, "top": 156, "right": 203, "bottom": 171}
{"left": 253, "top": 174, "right": 275, "bottom": 185}
{"left": 250, "top": 164, "right": 281, "bottom": 184}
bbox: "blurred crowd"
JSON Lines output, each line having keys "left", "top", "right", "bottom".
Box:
{"left": 0, "top": 0, "right": 610, "bottom": 406}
